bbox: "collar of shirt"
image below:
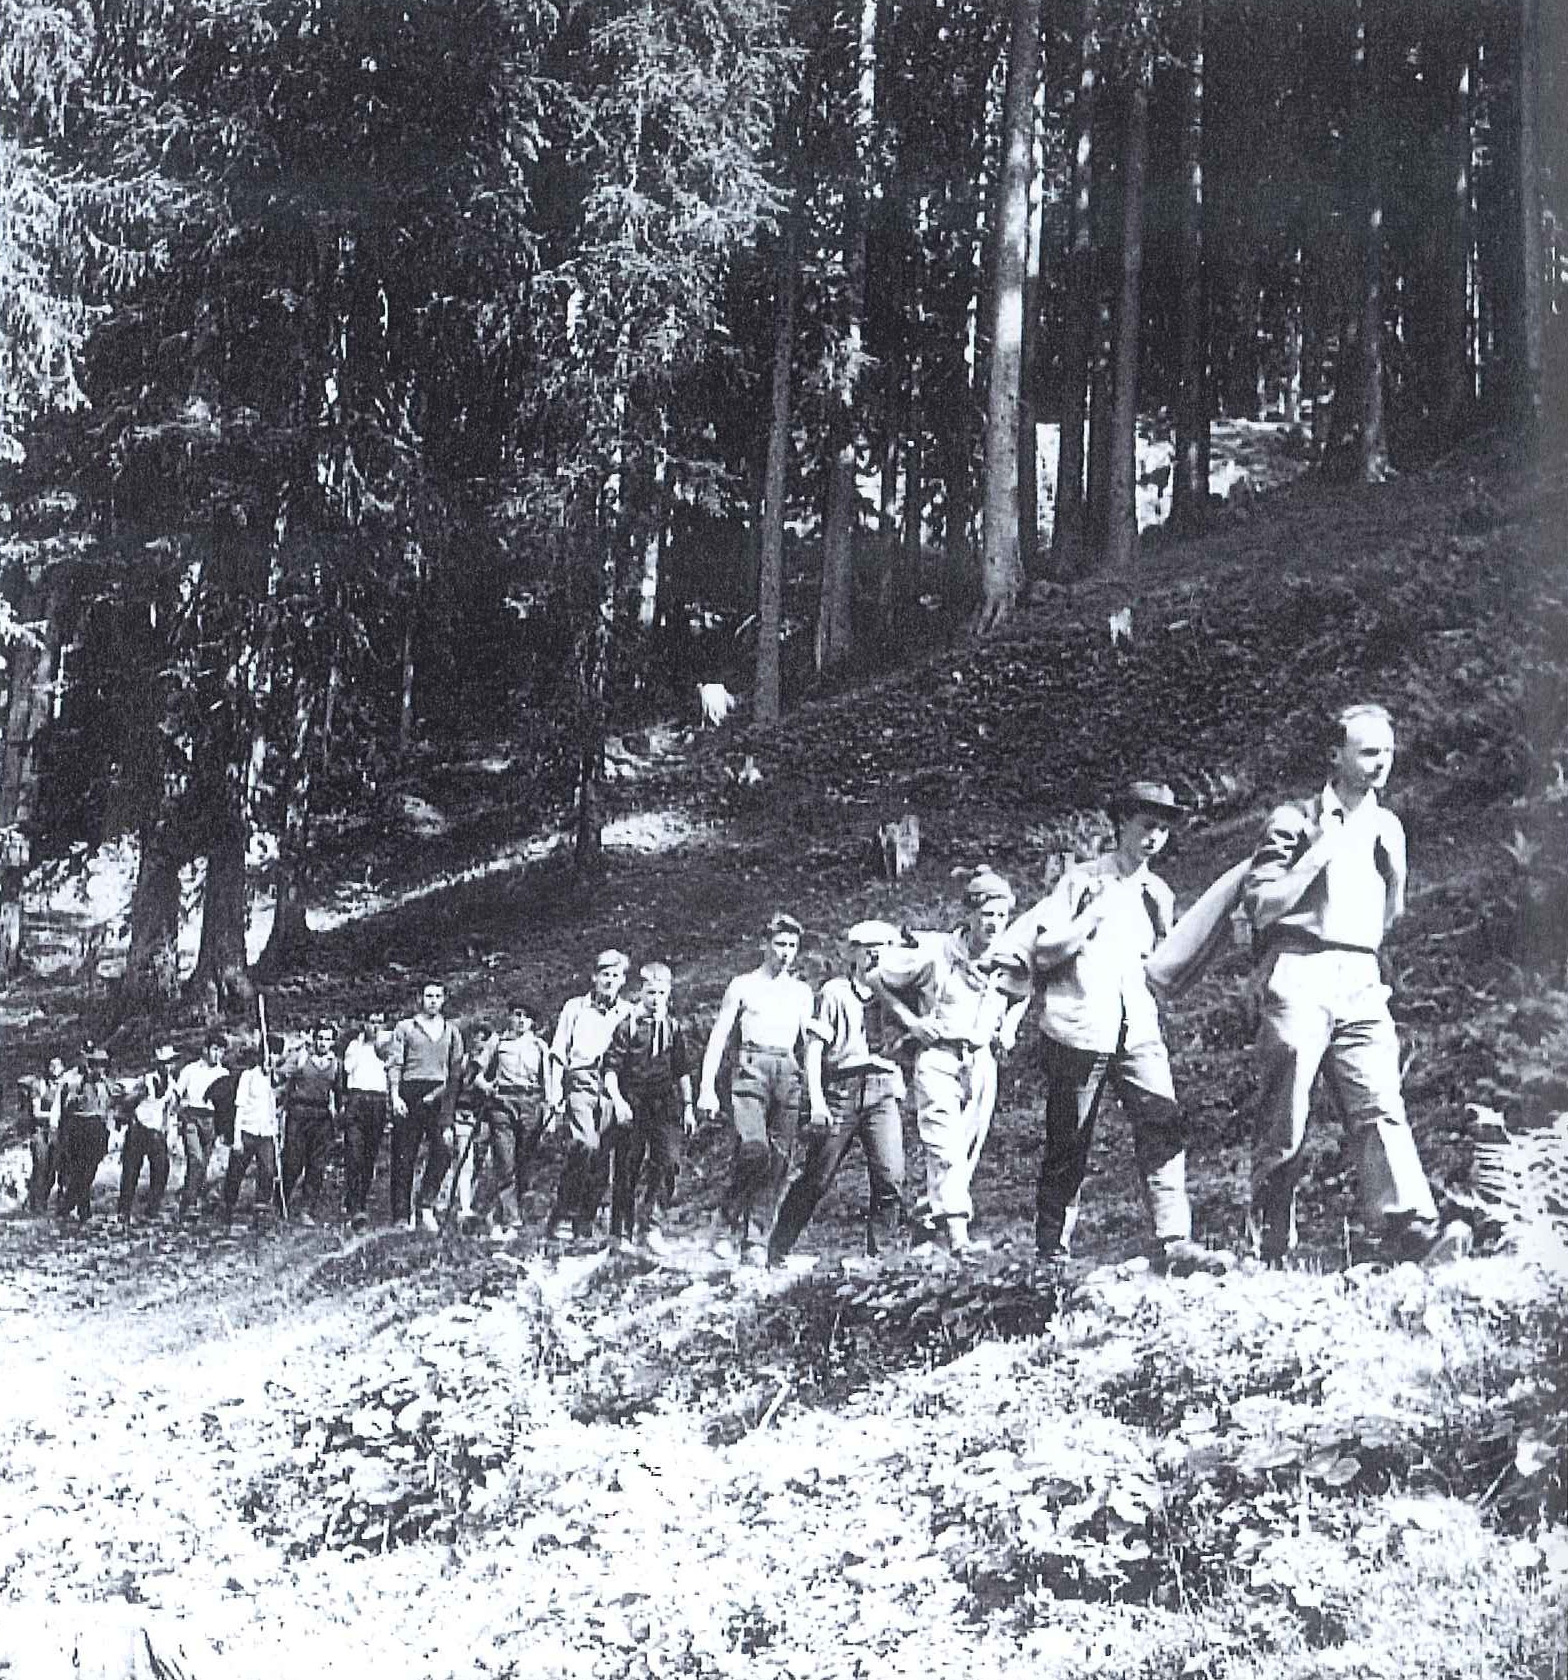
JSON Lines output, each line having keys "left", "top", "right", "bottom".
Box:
{"left": 1320, "top": 784, "right": 1378, "bottom": 825}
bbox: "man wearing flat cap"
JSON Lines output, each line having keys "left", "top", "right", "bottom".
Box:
{"left": 546, "top": 948, "right": 633, "bottom": 1244}
{"left": 870, "top": 870, "right": 1030, "bottom": 1255}
{"left": 769, "top": 919, "right": 908, "bottom": 1265}
{"left": 56, "top": 1042, "right": 114, "bottom": 1226}
{"left": 997, "top": 782, "right": 1228, "bottom": 1277}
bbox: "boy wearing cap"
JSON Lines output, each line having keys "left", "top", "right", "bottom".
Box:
{"left": 57, "top": 1044, "right": 115, "bottom": 1225}
{"left": 698, "top": 913, "right": 815, "bottom": 1262}
{"left": 22, "top": 1056, "right": 66, "bottom": 1215}
{"left": 340, "top": 1011, "right": 392, "bottom": 1230}
{"left": 388, "top": 981, "right": 466, "bottom": 1233}
{"left": 175, "top": 1037, "right": 229, "bottom": 1221}
{"left": 603, "top": 964, "right": 696, "bottom": 1252}
{"left": 769, "top": 920, "right": 907, "bottom": 1265}
{"left": 281, "top": 1022, "right": 342, "bottom": 1226}
{"left": 472, "top": 1000, "right": 556, "bottom": 1240}
{"left": 547, "top": 951, "right": 634, "bottom": 1243}
{"left": 870, "top": 871, "right": 1030, "bottom": 1255}
{"left": 1243, "top": 704, "right": 1463, "bottom": 1266}
{"left": 117, "top": 1045, "right": 179, "bottom": 1229}
{"left": 1002, "top": 782, "right": 1227, "bottom": 1276}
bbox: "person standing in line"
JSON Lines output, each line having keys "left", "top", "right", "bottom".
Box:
{"left": 546, "top": 951, "right": 633, "bottom": 1246}
{"left": 339, "top": 1009, "right": 392, "bottom": 1231}
{"left": 223, "top": 1037, "right": 284, "bottom": 1227}
{"left": 22, "top": 1056, "right": 66, "bottom": 1215}
{"left": 471, "top": 999, "right": 556, "bottom": 1243}
{"left": 769, "top": 920, "right": 908, "bottom": 1267}
{"left": 280, "top": 1022, "right": 341, "bottom": 1226}
{"left": 387, "top": 981, "right": 465, "bottom": 1233}
{"left": 56, "top": 1043, "right": 114, "bottom": 1227}
{"left": 869, "top": 870, "right": 1030, "bottom": 1256}
{"left": 1243, "top": 703, "right": 1468, "bottom": 1266}
{"left": 603, "top": 963, "right": 696, "bottom": 1254}
{"left": 175, "top": 1036, "right": 229, "bottom": 1221}
{"left": 696, "top": 913, "right": 815, "bottom": 1264}
{"left": 996, "top": 782, "right": 1231, "bottom": 1278}
{"left": 117, "top": 1044, "right": 179, "bottom": 1230}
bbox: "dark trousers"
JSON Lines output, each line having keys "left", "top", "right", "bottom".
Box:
{"left": 27, "top": 1129, "right": 57, "bottom": 1214}
{"left": 118, "top": 1121, "right": 171, "bottom": 1221}
{"left": 342, "top": 1091, "right": 386, "bottom": 1218}
{"left": 722, "top": 1046, "right": 801, "bottom": 1245}
{"left": 770, "top": 1071, "right": 906, "bottom": 1261}
{"left": 389, "top": 1079, "right": 452, "bottom": 1222}
{"left": 548, "top": 1072, "right": 612, "bottom": 1236}
{"left": 56, "top": 1113, "right": 109, "bottom": 1222}
{"left": 223, "top": 1133, "right": 279, "bottom": 1214}
{"left": 610, "top": 1088, "right": 685, "bottom": 1238}
{"left": 1034, "top": 1029, "right": 1191, "bottom": 1257}
{"left": 282, "top": 1106, "right": 334, "bottom": 1217}
{"left": 179, "top": 1110, "right": 217, "bottom": 1214}
{"left": 481, "top": 1092, "right": 543, "bottom": 1226}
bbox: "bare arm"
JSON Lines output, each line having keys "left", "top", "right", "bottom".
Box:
{"left": 697, "top": 978, "right": 745, "bottom": 1112}
{"left": 803, "top": 1036, "right": 829, "bottom": 1122}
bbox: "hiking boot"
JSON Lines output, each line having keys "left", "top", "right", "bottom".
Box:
{"left": 1155, "top": 1238, "right": 1233, "bottom": 1278}
{"left": 1382, "top": 1216, "right": 1473, "bottom": 1268}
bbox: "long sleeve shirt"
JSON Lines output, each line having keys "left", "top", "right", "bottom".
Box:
{"left": 481, "top": 1030, "right": 551, "bottom": 1094}
{"left": 1018, "top": 858, "right": 1174, "bottom": 1055}
{"left": 552, "top": 994, "right": 632, "bottom": 1074}
{"left": 175, "top": 1060, "right": 229, "bottom": 1113}
{"left": 234, "top": 1067, "right": 280, "bottom": 1140}
{"left": 604, "top": 1013, "right": 690, "bottom": 1095}
{"left": 1244, "top": 786, "right": 1406, "bottom": 952}
{"left": 387, "top": 1017, "right": 465, "bottom": 1089}
{"left": 873, "top": 929, "right": 1015, "bottom": 1050}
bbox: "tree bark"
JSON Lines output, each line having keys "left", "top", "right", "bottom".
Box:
{"left": 572, "top": 526, "right": 615, "bottom": 879}
{"left": 257, "top": 681, "right": 319, "bottom": 977}
{"left": 1516, "top": 0, "right": 1544, "bottom": 436}
{"left": 815, "top": 0, "right": 879, "bottom": 676}
{"left": 1170, "top": 0, "right": 1209, "bottom": 533}
{"left": 1323, "top": 0, "right": 1389, "bottom": 482}
{"left": 1051, "top": 0, "right": 1099, "bottom": 578}
{"left": 121, "top": 825, "right": 185, "bottom": 1008}
{"left": 1103, "top": 48, "right": 1150, "bottom": 573}
{"left": 974, "top": 0, "right": 1041, "bottom": 634}
{"left": 0, "top": 578, "right": 56, "bottom": 978}
{"left": 755, "top": 210, "right": 800, "bottom": 727}
{"left": 190, "top": 803, "right": 252, "bottom": 1017}
{"left": 1018, "top": 67, "right": 1047, "bottom": 582}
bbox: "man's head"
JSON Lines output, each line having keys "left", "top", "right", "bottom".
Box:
{"left": 638, "top": 962, "right": 673, "bottom": 1015}
{"left": 763, "top": 913, "right": 803, "bottom": 974}
{"left": 365, "top": 1008, "right": 388, "bottom": 1038}
{"left": 592, "top": 949, "right": 629, "bottom": 1002}
{"left": 154, "top": 1043, "right": 177, "bottom": 1070}
{"left": 1109, "top": 781, "right": 1185, "bottom": 867}
{"left": 505, "top": 999, "right": 536, "bottom": 1035}
{"left": 962, "top": 869, "right": 1015, "bottom": 944}
{"left": 845, "top": 919, "right": 898, "bottom": 981}
{"left": 312, "top": 1022, "right": 336, "bottom": 1056}
{"left": 82, "top": 1042, "right": 108, "bottom": 1071}
{"left": 203, "top": 1035, "right": 226, "bottom": 1066}
{"left": 46, "top": 1056, "right": 65, "bottom": 1081}
{"left": 419, "top": 982, "right": 447, "bottom": 1017}
{"left": 1330, "top": 703, "right": 1395, "bottom": 798}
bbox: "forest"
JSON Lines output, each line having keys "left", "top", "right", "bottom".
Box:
{"left": 0, "top": 0, "right": 1563, "bottom": 1018}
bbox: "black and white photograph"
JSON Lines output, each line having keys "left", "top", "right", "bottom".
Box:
{"left": 0, "top": 0, "right": 1563, "bottom": 1674}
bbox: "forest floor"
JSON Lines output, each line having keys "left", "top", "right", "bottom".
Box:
{"left": 1, "top": 438, "right": 1566, "bottom": 1678}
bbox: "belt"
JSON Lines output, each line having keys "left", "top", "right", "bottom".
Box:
{"left": 825, "top": 1064, "right": 899, "bottom": 1086}
{"left": 923, "top": 1038, "right": 985, "bottom": 1058}
{"left": 739, "top": 1042, "right": 796, "bottom": 1056}
{"left": 493, "top": 1084, "right": 539, "bottom": 1097}
{"left": 1261, "top": 930, "right": 1380, "bottom": 959}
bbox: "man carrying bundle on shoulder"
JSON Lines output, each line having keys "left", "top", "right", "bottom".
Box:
{"left": 990, "top": 783, "right": 1230, "bottom": 1280}
{"left": 546, "top": 950, "right": 633, "bottom": 1247}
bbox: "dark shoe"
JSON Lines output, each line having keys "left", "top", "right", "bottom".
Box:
{"left": 1155, "top": 1237, "right": 1234, "bottom": 1278}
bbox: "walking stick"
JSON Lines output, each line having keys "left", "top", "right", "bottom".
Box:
{"left": 259, "top": 992, "right": 289, "bottom": 1222}
{"left": 439, "top": 1104, "right": 482, "bottom": 1236}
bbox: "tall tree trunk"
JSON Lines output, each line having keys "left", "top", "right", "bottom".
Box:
{"left": 1051, "top": 0, "right": 1099, "bottom": 578}
{"left": 0, "top": 578, "right": 56, "bottom": 977}
{"left": 755, "top": 210, "right": 800, "bottom": 727}
{"left": 1324, "top": 0, "right": 1389, "bottom": 482}
{"left": 122, "top": 824, "right": 185, "bottom": 1008}
{"left": 1516, "top": 0, "right": 1544, "bottom": 436}
{"left": 398, "top": 609, "right": 417, "bottom": 753}
{"left": 1283, "top": 246, "right": 1303, "bottom": 425}
{"left": 573, "top": 525, "right": 615, "bottom": 879}
{"left": 257, "top": 681, "right": 319, "bottom": 977}
{"left": 974, "top": 0, "right": 1042, "bottom": 634}
{"left": 191, "top": 800, "right": 253, "bottom": 1017}
{"left": 815, "top": 0, "right": 879, "bottom": 676}
{"left": 637, "top": 441, "right": 667, "bottom": 632}
{"left": 1169, "top": 0, "right": 1209, "bottom": 533}
{"left": 1430, "top": 27, "right": 1472, "bottom": 445}
{"left": 1018, "top": 68, "right": 1047, "bottom": 582}
{"left": 943, "top": 417, "right": 976, "bottom": 612}
{"left": 1103, "top": 51, "right": 1150, "bottom": 573}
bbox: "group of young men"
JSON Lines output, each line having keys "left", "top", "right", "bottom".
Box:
{"left": 13, "top": 701, "right": 1470, "bottom": 1274}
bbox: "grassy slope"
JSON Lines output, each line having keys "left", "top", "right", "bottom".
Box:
{"left": 1, "top": 449, "right": 1565, "bottom": 1679}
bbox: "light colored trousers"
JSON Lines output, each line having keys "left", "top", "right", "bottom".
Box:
{"left": 913, "top": 1044, "right": 997, "bottom": 1221}
{"left": 1250, "top": 946, "right": 1437, "bottom": 1254}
